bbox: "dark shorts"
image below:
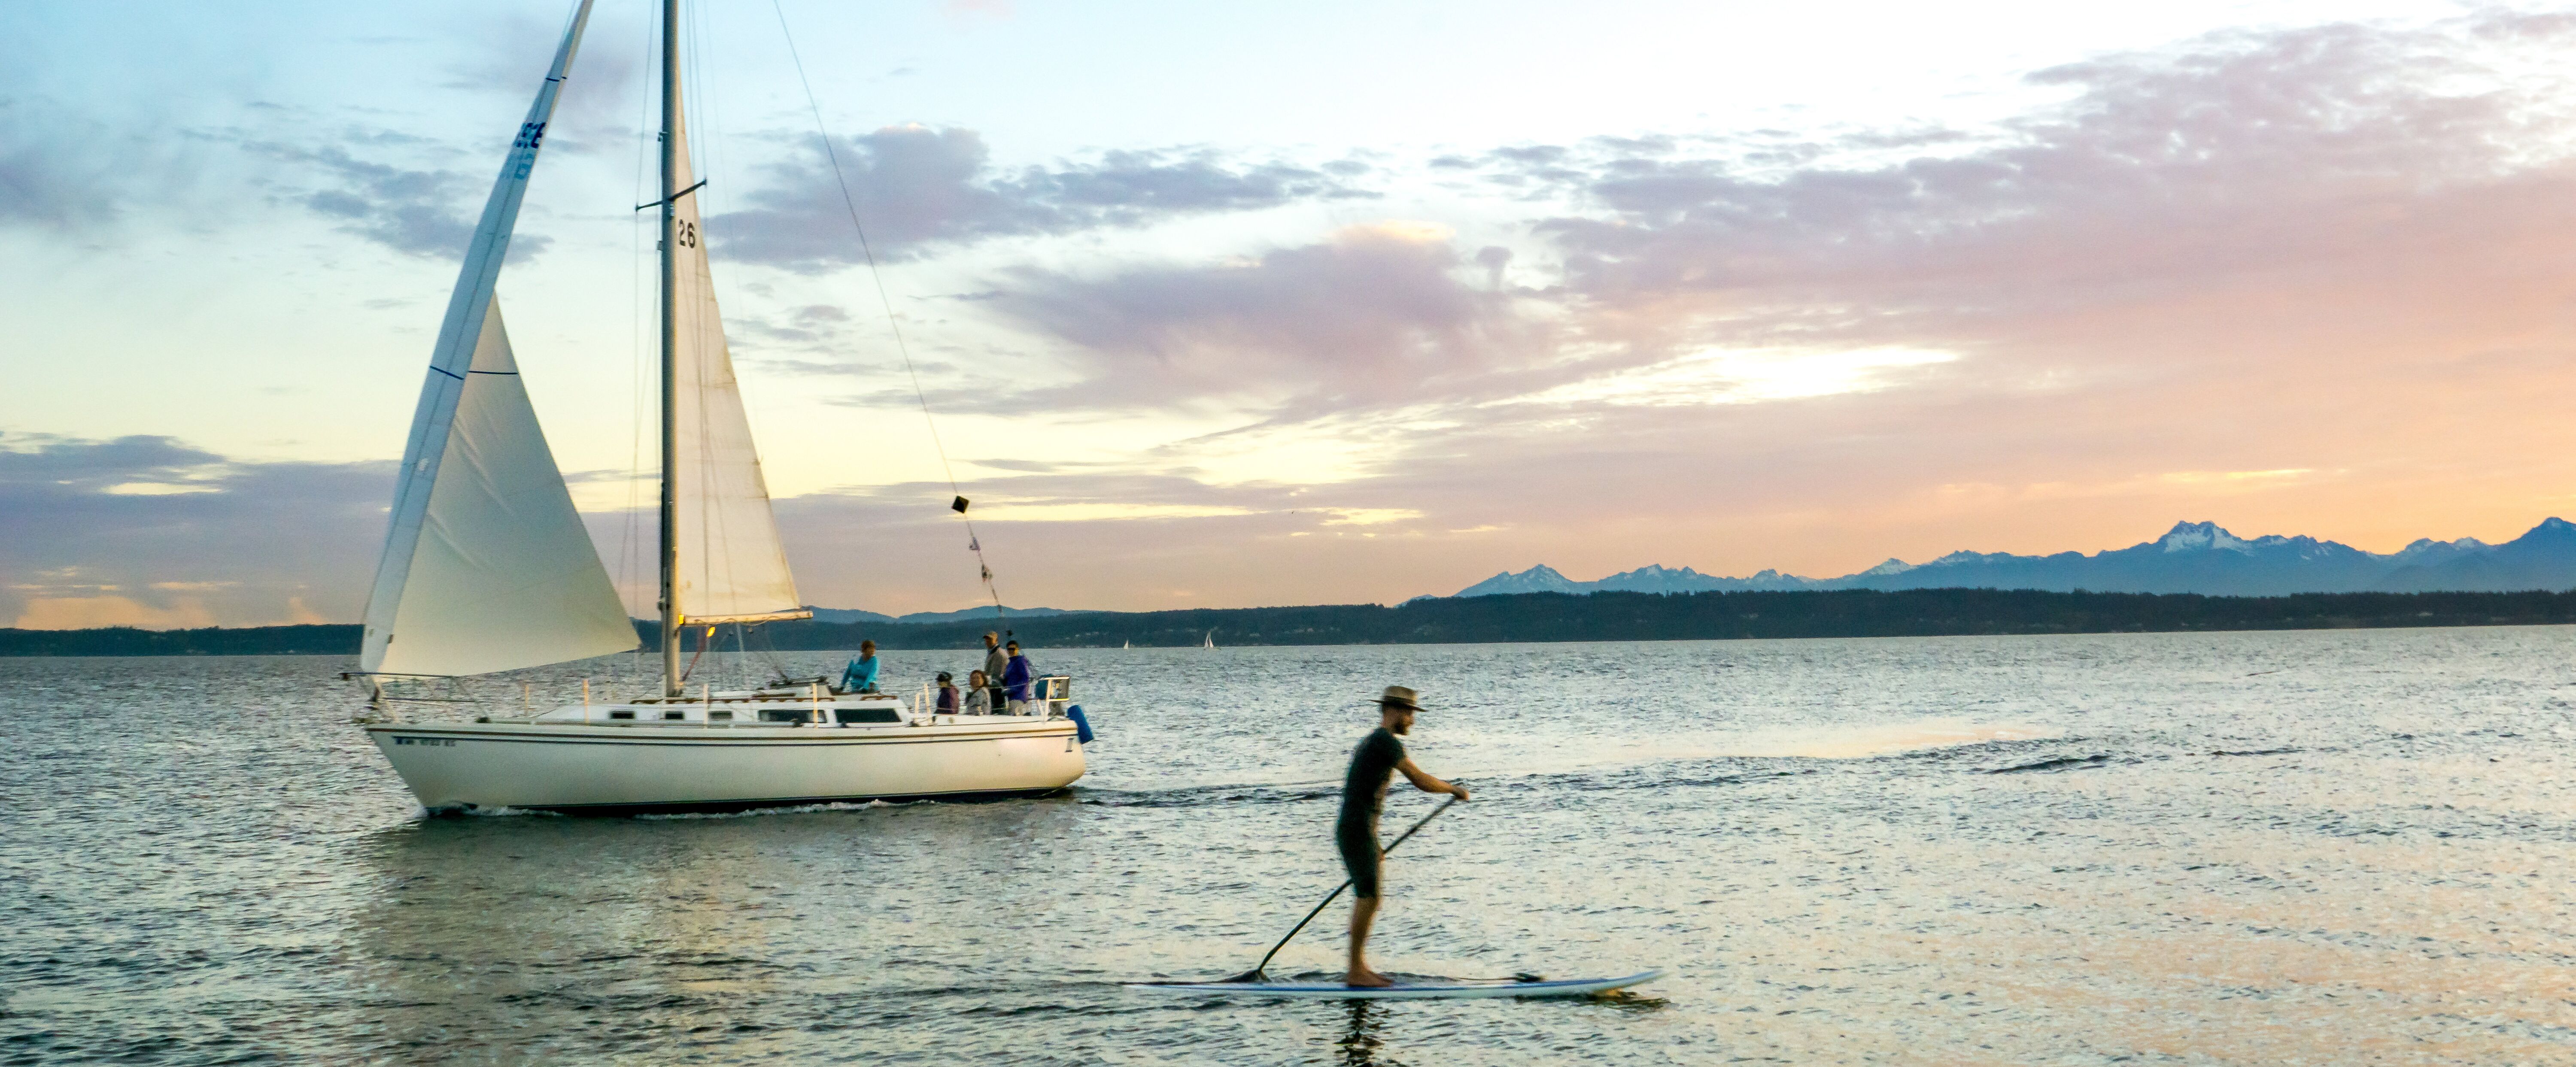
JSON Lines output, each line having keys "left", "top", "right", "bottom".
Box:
{"left": 1336, "top": 821, "right": 1382, "bottom": 898}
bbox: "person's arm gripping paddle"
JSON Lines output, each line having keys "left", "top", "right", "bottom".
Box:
{"left": 1393, "top": 756, "right": 1468, "bottom": 806}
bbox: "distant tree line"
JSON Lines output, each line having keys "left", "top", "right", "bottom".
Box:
{"left": 10, "top": 588, "right": 2576, "bottom": 657}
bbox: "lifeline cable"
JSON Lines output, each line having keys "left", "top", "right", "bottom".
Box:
{"left": 767, "top": 0, "right": 1009, "bottom": 621}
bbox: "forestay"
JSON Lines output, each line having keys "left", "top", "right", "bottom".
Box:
{"left": 358, "top": 0, "right": 635, "bottom": 677}
{"left": 666, "top": 103, "right": 806, "bottom": 624}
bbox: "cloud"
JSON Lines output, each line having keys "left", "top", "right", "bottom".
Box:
{"left": 984, "top": 13, "right": 2576, "bottom": 422}
{"left": 1525, "top": 14, "right": 2576, "bottom": 348}
{"left": 265, "top": 143, "right": 550, "bottom": 262}
{"left": 0, "top": 106, "right": 123, "bottom": 228}
{"left": 887, "top": 11, "right": 2576, "bottom": 592}
{"left": 983, "top": 221, "right": 1552, "bottom": 415}
{"left": 0, "top": 94, "right": 205, "bottom": 232}
{"left": 0, "top": 434, "right": 392, "bottom": 628}
{"left": 1502, "top": 346, "right": 1959, "bottom": 408}
{"left": 0, "top": 434, "right": 224, "bottom": 486}
{"left": 36, "top": 13, "right": 2576, "bottom": 624}
{"left": 755, "top": 472, "right": 1458, "bottom": 612}
{"left": 709, "top": 126, "right": 1371, "bottom": 270}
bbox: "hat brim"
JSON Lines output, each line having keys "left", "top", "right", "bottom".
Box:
{"left": 1376, "top": 698, "right": 1421, "bottom": 711}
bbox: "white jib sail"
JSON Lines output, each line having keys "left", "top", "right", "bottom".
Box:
{"left": 667, "top": 105, "right": 807, "bottom": 624}
{"left": 359, "top": 0, "right": 635, "bottom": 676}
{"left": 369, "top": 301, "right": 637, "bottom": 676}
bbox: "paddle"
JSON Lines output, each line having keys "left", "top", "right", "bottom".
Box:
{"left": 1221, "top": 794, "right": 1463, "bottom": 985}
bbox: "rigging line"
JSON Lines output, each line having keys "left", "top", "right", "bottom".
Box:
{"left": 766, "top": 0, "right": 1009, "bottom": 620}
{"left": 680, "top": 624, "right": 717, "bottom": 682}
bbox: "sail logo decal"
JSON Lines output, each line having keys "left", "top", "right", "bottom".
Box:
{"left": 393, "top": 737, "right": 458, "bottom": 747}
{"left": 511, "top": 121, "right": 548, "bottom": 176}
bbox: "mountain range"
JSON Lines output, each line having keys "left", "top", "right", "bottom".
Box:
{"left": 804, "top": 605, "right": 1081, "bottom": 626}
{"left": 1452, "top": 518, "right": 2576, "bottom": 599}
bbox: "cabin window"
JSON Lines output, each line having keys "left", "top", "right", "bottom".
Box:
{"left": 608, "top": 710, "right": 635, "bottom": 720}
{"left": 708, "top": 710, "right": 732, "bottom": 722}
{"left": 662, "top": 710, "right": 686, "bottom": 721}
{"left": 835, "top": 707, "right": 902, "bottom": 724}
{"left": 759, "top": 709, "right": 809, "bottom": 724}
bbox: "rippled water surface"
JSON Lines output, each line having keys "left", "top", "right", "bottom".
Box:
{"left": 11, "top": 628, "right": 2576, "bottom": 1064}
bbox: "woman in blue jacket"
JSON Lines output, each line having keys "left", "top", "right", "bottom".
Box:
{"left": 839, "top": 640, "right": 880, "bottom": 694}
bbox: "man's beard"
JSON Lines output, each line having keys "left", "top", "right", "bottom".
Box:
{"left": 1389, "top": 716, "right": 1412, "bottom": 735}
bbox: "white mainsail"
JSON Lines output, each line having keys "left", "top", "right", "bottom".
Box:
{"left": 359, "top": 0, "right": 634, "bottom": 677}
{"left": 666, "top": 106, "right": 806, "bottom": 624}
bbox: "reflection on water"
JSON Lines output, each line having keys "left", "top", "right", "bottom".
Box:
{"left": 11, "top": 629, "right": 2576, "bottom": 1062}
{"left": 1337, "top": 1000, "right": 1388, "bottom": 1066}
{"left": 345, "top": 797, "right": 1113, "bottom": 1060}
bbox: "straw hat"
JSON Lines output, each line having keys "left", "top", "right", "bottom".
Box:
{"left": 1376, "top": 685, "right": 1421, "bottom": 712}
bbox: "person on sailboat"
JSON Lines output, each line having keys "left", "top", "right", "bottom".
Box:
{"left": 1339, "top": 685, "right": 1468, "bottom": 988}
{"left": 1001, "top": 640, "right": 1035, "bottom": 714}
{"left": 839, "top": 640, "right": 880, "bottom": 694}
{"left": 934, "top": 671, "right": 960, "bottom": 713}
{"left": 963, "top": 670, "right": 994, "bottom": 714}
{"left": 982, "top": 632, "right": 1009, "bottom": 713}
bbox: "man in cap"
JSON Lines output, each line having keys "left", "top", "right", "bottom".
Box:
{"left": 981, "top": 632, "right": 1008, "bottom": 715}
{"left": 1338, "top": 685, "right": 1468, "bottom": 987}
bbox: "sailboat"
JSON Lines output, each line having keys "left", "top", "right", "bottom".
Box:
{"left": 1203, "top": 631, "right": 1218, "bottom": 650}
{"left": 352, "top": 0, "right": 1084, "bottom": 813}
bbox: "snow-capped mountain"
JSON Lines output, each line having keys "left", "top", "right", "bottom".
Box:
{"left": 1448, "top": 518, "right": 2576, "bottom": 599}
{"left": 1450, "top": 565, "right": 1588, "bottom": 597}
{"left": 1452, "top": 563, "right": 1821, "bottom": 597}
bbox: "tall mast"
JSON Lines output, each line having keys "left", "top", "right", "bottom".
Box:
{"left": 657, "top": 0, "right": 683, "bottom": 697}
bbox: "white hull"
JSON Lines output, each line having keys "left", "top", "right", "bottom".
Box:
{"left": 365, "top": 714, "right": 1083, "bottom": 812}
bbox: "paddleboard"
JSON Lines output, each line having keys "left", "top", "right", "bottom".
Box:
{"left": 1130, "top": 968, "right": 1664, "bottom": 1000}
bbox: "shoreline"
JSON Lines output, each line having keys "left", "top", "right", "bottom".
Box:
{"left": 10, "top": 587, "right": 2576, "bottom": 656}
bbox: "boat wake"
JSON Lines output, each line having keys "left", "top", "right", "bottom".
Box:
{"left": 635, "top": 799, "right": 899, "bottom": 821}
{"left": 449, "top": 805, "right": 562, "bottom": 819}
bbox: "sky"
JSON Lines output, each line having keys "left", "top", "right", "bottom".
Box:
{"left": 11, "top": 0, "right": 2576, "bottom": 627}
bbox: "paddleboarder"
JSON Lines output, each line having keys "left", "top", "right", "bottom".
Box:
{"left": 1339, "top": 685, "right": 1469, "bottom": 987}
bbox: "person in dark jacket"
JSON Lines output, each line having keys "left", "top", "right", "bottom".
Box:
{"left": 1337, "top": 685, "right": 1467, "bottom": 988}
{"left": 1001, "top": 640, "right": 1035, "bottom": 714}
{"left": 934, "top": 671, "right": 960, "bottom": 713}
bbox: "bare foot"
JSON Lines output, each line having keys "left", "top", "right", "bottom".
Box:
{"left": 1346, "top": 968, "right": 1394, "bottom": 988}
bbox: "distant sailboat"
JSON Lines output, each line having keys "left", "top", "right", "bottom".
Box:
{"left": 1203, "top": 630, "right": 1218, "bottom": 650}
{"left": 352, "top": 0, "right": 1084, "bottom": 812}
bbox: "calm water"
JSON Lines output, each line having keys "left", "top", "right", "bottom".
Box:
{"left": 9, "top": 629, "right": 2576, "bottom": 1064}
